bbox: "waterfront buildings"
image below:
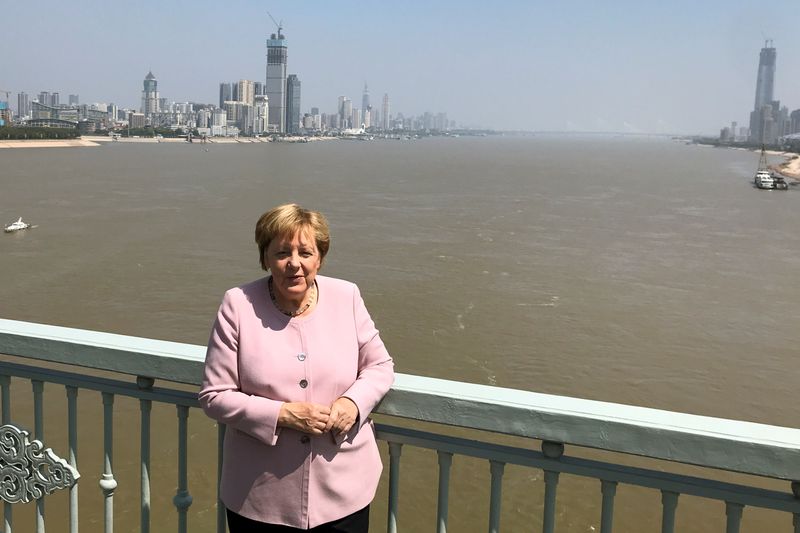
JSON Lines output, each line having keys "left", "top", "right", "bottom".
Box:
{"left": 286, "top": 74, "right": 301, "bottom": 134}
{"left": 141, "top": 71, "right": 159, "bottom": 119}
{"left": 266, "top": 30, "right": 288, "bottom": 133}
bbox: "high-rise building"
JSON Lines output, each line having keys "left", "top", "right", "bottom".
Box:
{"left": 219, "top": 83, "right": 233, "bottom": 109}
{"left": 254, "top": 94, "right": 269, "bottom": 134}
{"left": 382, "top": 93, "right": 390, "bottom": 130}
{"left": 749, "top": 41, "right": 777, "bottom": 143}
{"left": 362, "top": 83, "right": 370, "bottom": 115}
{"left": 238, "top": 79, "right": 255, "bottom": 106}
{"left": 254, "top": 82, "right": 265, "bottom": 97}
{"left": 17, "top": 92, "right": 30, "bottom": 118}
{"left": 339, "top": 97, "right": 352, "bottom": 129}
{"left": 286, "top": 74, "right": 301, "bottom": 134}
{"left": 141, "top": 71, "right": 159, "bottom": 117}
{"left": 266, "top": 29, "right": 288, "bottom": 132}
{"left": 68, "top": 94, "right": 79, "bottom": 106}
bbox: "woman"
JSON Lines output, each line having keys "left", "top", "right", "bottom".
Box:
{"left": 199, "top": 204, "right": 394, "bottom": 532}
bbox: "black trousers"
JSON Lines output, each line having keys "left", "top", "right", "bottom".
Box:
{"left": 226, "top": 505, "right": 369, "bottom": 533}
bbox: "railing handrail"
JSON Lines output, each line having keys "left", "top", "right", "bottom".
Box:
{"left": 2, "top": 317, "right": 799, "bottom": 481}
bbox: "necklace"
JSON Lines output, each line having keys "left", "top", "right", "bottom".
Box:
{"left": 268, "top": 277, "right": 316, "bottom": 317}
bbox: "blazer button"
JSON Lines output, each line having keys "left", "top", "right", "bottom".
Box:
{"left": 297, "top": 352, "right": 306, "bottom": 361}
{"left": 299, "top": 379, "right": 308, "bottom": 388}
{"left": 300, "top": 435, "right": 310, "bottom": 444}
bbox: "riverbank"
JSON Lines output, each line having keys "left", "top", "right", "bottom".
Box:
{"left": 770, "top": 153, "right": 800, "bottom": 179}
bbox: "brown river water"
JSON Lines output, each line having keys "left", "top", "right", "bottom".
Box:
{"left": 1, "top": 136, "right": 798, "bottom": 532}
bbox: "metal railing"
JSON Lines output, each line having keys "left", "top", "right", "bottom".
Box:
{"left": 0, "top": 318, "right": 798, "bottom": 533}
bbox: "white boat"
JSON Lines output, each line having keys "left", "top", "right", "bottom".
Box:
{"left": 754, "top": 170, "right": 774, "bottom": 189}
{"left": 752, "top": 146, "right": 783, "bottom": 190}
{"left": 4, "top": 217, "right": 31, "bottom": 233}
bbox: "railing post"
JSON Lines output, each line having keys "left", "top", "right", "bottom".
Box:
{"left": 138, "top": 376, "right": 154, "bottom": 533}
{"left": 436, "top": 451, "right": 453, "bottom": 533}
{"left": 600, "top": 480, "right": 617, "bottom": 533}
{"left": 174, "top": 404, "right": 193, "bottom": 533}
{"left": 1, "top": 374, "right": 11, "bottom": 533}
{"left": 542, "top": 441, "right": 563, "bottom": 533}
{"left": 661, "top": 490, "right": 679, "bottom": 533}
{"left": 387, "top": 442, "right": 402, "bottom": 533}
{"left": 100, "top": 392, "right": 117, "bottom": 533}
{"left": 725, "top": 501, "right": 744, "bottom": 533}
{"left": 32, "top": 380, "right": 45, "bottom": 533}
{"left": 793, "top": 482, "right": 800, "bottom": 533}
{"left": 488, "top": 460, "right": 505, "bottom": 533}
{"left": 66, "top": 385, "right": 79, "bottom": 533}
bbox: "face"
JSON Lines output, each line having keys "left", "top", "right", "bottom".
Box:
{"left": 264, "top": 229, "right": 321, "bottom": 305}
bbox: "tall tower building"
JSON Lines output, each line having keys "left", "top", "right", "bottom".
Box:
{"left": 141, "top": 71, "right": 159, "bottom": 117}
{"left": 17, "top": 92, "right": 29, "bottom": 118}
{"left": 749, "top": 41, "right": 777, "bottom": 143}
{"left": 382, "top": 93, "right": 390, "bottom": 130}
{"left": 219, "top": 83, "right": 233, "bottom": 108}
{"left": 238, "top": 79, "right": 255, "bottom": 106}
{"left": 361, "top": 83, "right": 370, "bottom": 115}
{"left": 266, "top": 28, "right": 288, "bottom": 133}
{"left": 285, "top": 74, "right": 301, "bottom": 134}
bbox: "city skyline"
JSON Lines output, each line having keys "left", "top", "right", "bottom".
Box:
{"left": 3, "top": 0, "right": 800, "bottom": 134}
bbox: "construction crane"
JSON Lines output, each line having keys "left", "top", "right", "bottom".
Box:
{"left": 267, "top": 11, "right": 283, "bottom": 37}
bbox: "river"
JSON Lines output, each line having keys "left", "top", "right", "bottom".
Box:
{"left": 1, "top": 136, "right": 797, "bottom": 532}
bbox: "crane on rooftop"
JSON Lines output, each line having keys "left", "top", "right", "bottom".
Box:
{"left": 267, "top": 12, "right": 283, "bottom": 38}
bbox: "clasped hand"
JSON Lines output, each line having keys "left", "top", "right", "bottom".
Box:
{"left": 279, "top": 397, "right": 358, "bottom": 436}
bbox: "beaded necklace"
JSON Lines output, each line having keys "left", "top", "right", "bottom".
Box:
{"left": 268, "top": 276, "right": 317, "bottom": 317}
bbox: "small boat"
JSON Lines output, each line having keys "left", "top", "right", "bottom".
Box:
{"left": 4, "top": 217, "right": 31, "bottom": 233}
{"left": 754, "top": 170, "right": 774, "bottom": 189}
{"left": 773, "top": 175, "right": 789, "bottom": 190}
{"left": 752, "top": 146, "right": 786, "bottom": 190}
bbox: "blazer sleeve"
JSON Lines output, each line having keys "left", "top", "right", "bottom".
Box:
{"left": 341, "top": 284, "right": 395, "bottom": 428}
{"left": 198, "top": 289, "right": 282, "bottom": 446}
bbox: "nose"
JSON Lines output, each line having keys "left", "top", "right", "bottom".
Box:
{"left": 286, "top": 253, "right": 300, "bottom": 268}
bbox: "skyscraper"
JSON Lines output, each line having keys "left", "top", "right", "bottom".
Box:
{"left": 219, "top": 83, "right": 233, "bottom": 108}
{"left": 141, "top": 71, "right": 159, "bottom": 117}
{"left": 286, "top": 74, "right": 301, "bottom": 134}
{"left": 266, "top": 29, "right": 288, "bottom": 133}
{"left": 17, "top": 92, "right": 29, "bottom": 118}
{"left": 749, "top": 41, "right": 777, "bottom": 143}
{"left": 238, "top": 79, "right": 255, "bottom": 106}
{"left": 382, "top": 93, "right": 390, "bottom": 130}
{"left": 361, "top": 83, "right": 370, "bottom": 115}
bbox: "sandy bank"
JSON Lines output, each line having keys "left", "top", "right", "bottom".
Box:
{"left": 771, "top": 154, "right": 800, "bottom": 179}
{"left": 0, "top": 139, "right": 100, "bottom": 149}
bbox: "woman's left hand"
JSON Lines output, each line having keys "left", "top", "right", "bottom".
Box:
{"left": 327, "top": 397, "right": 359, "bottom": 436}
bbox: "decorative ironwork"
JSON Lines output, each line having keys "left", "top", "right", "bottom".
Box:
{"left": 0, "top": 424, "right": 79, "bottom": 504}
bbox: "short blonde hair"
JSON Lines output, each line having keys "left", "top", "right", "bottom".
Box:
{"left": 255, "top": 204, "right": 330, "bottom": 270}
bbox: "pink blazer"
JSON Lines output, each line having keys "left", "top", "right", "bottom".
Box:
{"left": 199, "top": 275, "right": 394, "bottom": 528}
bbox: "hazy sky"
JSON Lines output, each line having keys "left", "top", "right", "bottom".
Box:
{"left": 3, "top": 0, "right": 799, "bottom": 134}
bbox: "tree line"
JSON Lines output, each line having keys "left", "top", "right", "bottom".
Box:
{"left": 0, "top": 127, "right": 80, "bottom": 139}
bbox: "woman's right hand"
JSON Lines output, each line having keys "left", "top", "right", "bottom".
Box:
{"left": 278, "top": 402, "right": 332, "bottom": 434}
